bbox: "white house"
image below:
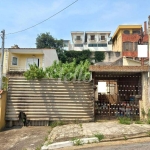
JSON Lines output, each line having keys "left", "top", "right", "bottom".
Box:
{"left": 70, "top": 31, "right": 112, "bottom": 51}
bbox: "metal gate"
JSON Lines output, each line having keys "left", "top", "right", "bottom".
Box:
{"left": 95, "top": 76, "right": 140, "bottom": 119}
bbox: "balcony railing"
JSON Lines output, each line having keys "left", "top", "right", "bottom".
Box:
{"left": 9, "top": 66, "right": 27, "bottom": 71}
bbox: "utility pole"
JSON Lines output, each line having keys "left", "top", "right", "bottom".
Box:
{"left": 0, "top": 30, "right": 5, "bottom": 90}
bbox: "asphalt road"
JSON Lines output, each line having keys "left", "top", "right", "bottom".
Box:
{"left": 81, "top": 141, "right": 150, "bottom": 150}
{"left": 62, "top": 137, "right": 150, "bottom": 150}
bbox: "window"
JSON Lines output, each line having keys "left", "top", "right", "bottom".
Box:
{"left": 74, "top": 44, "right": 83, "bottom": 47}
{"left": 101, "top": 36, "right": 105, "bottom": 40}
{"left": 88, "top": 44, "right": 97, "bottom": 47}
{"left": 132, "top": 30, "right": 140, "bottom": 34}
{"left": 123, "top": 30, "right": 130, "bottom": 34}
{"left": 98, "top": 44, "right": 107, "bottom": 47}
{"left": 123, "top": 42, "right": 133, "bottom": 51}
{"left": 12, "top": 57, "right": 18, "bottom": 65}
{"left": 76, "top": 36, "right": 81, "bottom": 40}
{"left": 26, "top": 58, "right": 39, "bottom": 70}
{"left": 91, "top": 35, "right": 95, "bottom": 40}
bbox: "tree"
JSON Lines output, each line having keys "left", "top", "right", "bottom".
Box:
{"left": 36, "top": 32, "right": 64, "bottom": 60}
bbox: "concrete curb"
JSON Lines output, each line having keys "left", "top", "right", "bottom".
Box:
{"left": 41, "top": 137, "right": 99, "bottom": 150}
{"left": 41, "top": 133, "right": 150, "bottom": 150}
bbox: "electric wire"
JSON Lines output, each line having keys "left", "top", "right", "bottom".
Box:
{"left": 6, "top": 0, "right": 78, "bottom": 35}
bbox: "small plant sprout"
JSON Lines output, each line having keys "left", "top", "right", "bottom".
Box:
{"left": 73, "top": 138, "right": 83, "bottom": 146}
{"left": 94, "top": 133, "right": 104, "bottom": 142}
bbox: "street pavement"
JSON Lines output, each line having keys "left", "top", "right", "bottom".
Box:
{"left": 80, "top": 141, "right": 150, "bottom": 150}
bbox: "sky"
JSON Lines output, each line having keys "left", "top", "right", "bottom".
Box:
{"left": 0, "top": 0, "right": 150, "bottom": 48}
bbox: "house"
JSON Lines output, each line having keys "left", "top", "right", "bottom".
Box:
{"left": 70, "top": 31, "right": 112, "bottom": 51}
{"left": 112, "top": 23, "right": 149, "bottom": 58}
{"left": 1, "top": 46, "right": 58, "bottom": 75}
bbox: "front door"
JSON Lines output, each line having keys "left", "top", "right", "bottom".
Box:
{"left": 26, "top": 58, "right": 39, "bottom": 70}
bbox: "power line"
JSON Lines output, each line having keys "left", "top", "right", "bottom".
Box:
{"left": 6, "top": 0, "right": 78, "bottom": 35}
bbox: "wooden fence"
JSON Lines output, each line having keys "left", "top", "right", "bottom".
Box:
{"left": 6, "top": 77, "right": 94, "bottom": 126}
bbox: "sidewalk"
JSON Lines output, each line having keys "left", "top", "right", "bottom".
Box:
{"left": 42, "top": 121, "right": 150, "bottom": 150}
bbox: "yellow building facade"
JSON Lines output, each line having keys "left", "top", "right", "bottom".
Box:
{"left": 112, "top": 25, "right": 142, "bottom": 52}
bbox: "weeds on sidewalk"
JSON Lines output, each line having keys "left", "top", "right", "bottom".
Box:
{"left": 35, "top": 144, "right": 43, "bottom": 150}
{"left": 94, "top": 133, "right": 104, "bottom": 142}
{"left": 72, "top": 138, "right": 83, "bottom": 146}
{"left": 135, "top": 120, "right": 143, "bottom": 124}
{"left": 118, "top": 117, "right": 132, "bottom": 125}
{"left": 49, "top": 120, "right": 66, "bottom": 128}
{"left": 147, "top": 131, "right": 150, "bottom": 137}
{"left": 123, "top": 135, "right": 128, "bottom": 140}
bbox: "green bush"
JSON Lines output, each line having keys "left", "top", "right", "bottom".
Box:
{"left": 23, "top": 63, "right": 46, "bottom": 80}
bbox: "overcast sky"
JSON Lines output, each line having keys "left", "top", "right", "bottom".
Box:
{"left": 0, "top": 0, "right": 149, "bottom": 48}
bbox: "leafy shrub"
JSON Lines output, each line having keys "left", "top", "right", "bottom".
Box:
{"left": 23, "top": 63, "right": 46, "bottom": 80}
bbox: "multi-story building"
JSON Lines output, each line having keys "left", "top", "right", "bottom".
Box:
{"left": 70, "top": 31, "right": 112, "bottom": 51}
{"left": 112, "top": 24, "right": 149, "bottom": 58}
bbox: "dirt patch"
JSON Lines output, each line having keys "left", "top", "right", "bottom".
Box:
{"left": 0, "top": 126, "right": 51, "bottom": 150}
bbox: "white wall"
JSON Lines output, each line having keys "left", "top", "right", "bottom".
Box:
{"left": 43, "top": 49, "right": 58, "bottom": 68}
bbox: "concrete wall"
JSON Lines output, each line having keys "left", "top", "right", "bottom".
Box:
{"left": 43, "top": 49, "right": 58, "bottom": 68}
{"left": 0, "top": 92, "right": 7, "bottom": 130}
{"left": 139, "top": 72, "right": 149, "bottom": 119}
{"left": 103, "top": 52, "right": 121, "bottom": 62}
{"left": 6, "top": 77, "right": 94, "bottom": 126}
{"left": 123, "top": 57, "right": 141, "bottom": 66}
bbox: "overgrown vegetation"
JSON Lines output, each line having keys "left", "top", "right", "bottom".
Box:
{"left": 2, "top": 76, "right": 8, "bottom": 91}
{"left": 118, "top": 117, "right": 132, "bottom": 125}
{"left": 141, "top": 108, "right": 146, "bottom": 118}
{"left": 94, "top": 133, "right": 104, "bottom": 142}
{"left": 62, "top": 50, "right": 92, "bottom": 64}
{"left": 135, "top": 120, "right": 143, "bottom": 124}
{"left": 95, "top": 51, "right": 105, "bottom": 62}
{"left": 23, "top": 59, "right": 91, "bottom": 81}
